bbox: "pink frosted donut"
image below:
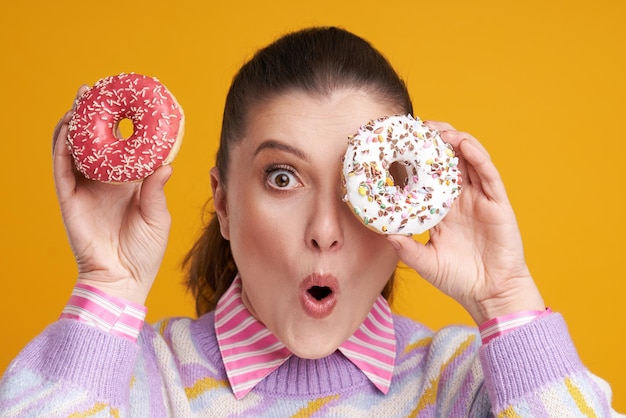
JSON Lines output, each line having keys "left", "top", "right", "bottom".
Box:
{"left": 342, "top": 115, "right": 462, "bottom": 235}
{"left": 67, "top": 73, "right": 184, "bottom": 183}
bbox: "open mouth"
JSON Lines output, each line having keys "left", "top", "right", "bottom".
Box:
{"left": 307, "top": 286, "right": 333, "bottom": 301}
{"left": 300, "top": 274, "right": 338, "bottom": 319}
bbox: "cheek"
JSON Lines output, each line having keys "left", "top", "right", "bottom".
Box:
{"left": 228, "top": 196, "right": 304, "bottom": 259}
{"left": 345, "top": 220, "right": 399, "bottom": 274}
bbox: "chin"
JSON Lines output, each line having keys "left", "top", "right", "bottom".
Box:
{"left": 285, "top": 332, "right": 344, "bottom": 360}
{"left": 290, "top": 345, "right": 338, "bottom": 360}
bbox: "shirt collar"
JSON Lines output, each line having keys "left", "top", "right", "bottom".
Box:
{"left": 215, "top": 275, "right": 396, "bottom": 400}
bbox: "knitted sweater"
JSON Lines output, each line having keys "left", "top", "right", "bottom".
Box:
{"left": 0, "top": 312, "right": 617, "bottom": 417}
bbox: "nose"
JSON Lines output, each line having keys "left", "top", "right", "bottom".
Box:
{"left": 306, "top": 191, "right": 345, "bottom": 252}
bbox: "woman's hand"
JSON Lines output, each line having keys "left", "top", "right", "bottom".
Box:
{"left": 52, "top": 87, "right": 173, "bottom": 305}
{"left": 386, "top": 122, "right": 544, "bottom": 325}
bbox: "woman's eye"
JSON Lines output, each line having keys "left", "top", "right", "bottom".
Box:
{"left": 267, "top": 169, "right": 298, "bottom": 189}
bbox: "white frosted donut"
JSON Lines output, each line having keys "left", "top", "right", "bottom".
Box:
{"left": 67, "top": 73, "right": 184, "bottom": 183}
{"left": 342, "top": 115, "right": 462, "bottom": 235}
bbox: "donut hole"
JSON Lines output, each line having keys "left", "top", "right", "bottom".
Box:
{"left": 389, "top": 161, "right": 410, "bottom": 187}
{"left": 114, "top": 118, "right": 135, "bottom": 140}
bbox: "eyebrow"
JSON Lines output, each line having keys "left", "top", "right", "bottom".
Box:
{"left": 254, "top": 140, "right": 309, "bottom": 161}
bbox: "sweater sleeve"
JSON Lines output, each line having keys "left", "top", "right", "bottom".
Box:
{"left": 479, "top": 312, "right": 620, "bottom": 417}
{"left": 0, "top": 319, "right": 139, "bottom": 417}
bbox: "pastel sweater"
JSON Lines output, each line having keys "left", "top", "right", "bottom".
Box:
{"left": 0, "top": 312, "right": 618, "bottom": 417}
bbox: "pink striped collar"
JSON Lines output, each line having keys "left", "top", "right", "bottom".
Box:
{"left": 215, "top": 275, "right": 396, "bottom": 400}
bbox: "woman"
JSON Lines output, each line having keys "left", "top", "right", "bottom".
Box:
{"left": 0, "top": 26, "right": 618, "bottom": 417}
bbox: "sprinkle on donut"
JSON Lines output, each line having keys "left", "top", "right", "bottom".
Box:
{"left": 67, "top": 73, "right": 184, "bottom": 183}
{"left": 342, "top": 115, "right": 462, "bottom": 235}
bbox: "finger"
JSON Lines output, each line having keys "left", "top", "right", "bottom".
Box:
{"left": 139, "top": 165, "right": 173, "bottom": 226}
{"left": 462, "top": 155, "right": 482, "bottom": 189}
{"left": 423, "top": 122, "right": 492, "bottom": 175}
{"left": 421, "top": 121, "right": 476, "bottom": 185}
{"left": 423, "top": 120, "right": 455, "bottom": 132}
{"left": 437, "top": 130, "right": 490, "bottom": 188}
{"left": 73, "top": 84, "right": 90, "bottom": 106}
{"left": 454, "top": 133, "right": 509, "bottom": 202}
{"left": 52, "top": 85, "right": 90, "bottom": 155}
{"left": 438, "top": 128, "right": 491, "bottom": 160}
{"left": 53, "top": 121, "right": 78, "bottom": 202}
{"left": 442, "top": 133, "right": 481, "bottom": 188}
{"left": 386, "top": 235, "right": 436, "bottom": 282}
{"left": 51, "top": 110, "right": 74, "bottom": 154}
{"left": 422, "top": 119, "right": 492, "bottom": 162}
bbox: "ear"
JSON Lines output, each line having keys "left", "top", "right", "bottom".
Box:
{"left": 210, "top": 167, "right": 230, "bottom": 240}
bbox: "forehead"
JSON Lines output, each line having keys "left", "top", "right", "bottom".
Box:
{"left": 242, "top": 89, "right": 396, "bottom": 150}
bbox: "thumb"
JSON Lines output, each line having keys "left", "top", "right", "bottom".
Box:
{"left": 139, "top": 164, "right": 173, "bottom": 225}
{"left": 386, "top": 235, "right": 435, "bottom": 280}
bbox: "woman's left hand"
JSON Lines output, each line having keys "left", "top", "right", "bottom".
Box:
{"left": 386, "top": 122, "right": 545, "bottom": 325}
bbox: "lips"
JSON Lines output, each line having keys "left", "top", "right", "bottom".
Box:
{"left": 300, "top": 274, "right": 338, "bottom": 319}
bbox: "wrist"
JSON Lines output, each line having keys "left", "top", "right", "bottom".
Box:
{"left": 479, "top": 307, "right": 552, "bottom": 344}
{"left": 469, "top": 278, "right": 545, "bottom": 326}
{"left": 76, "top": 277, "right": 150, "bottom": 306}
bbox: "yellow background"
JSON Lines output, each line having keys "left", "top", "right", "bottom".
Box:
{"left": 1, "top": 0, "right": 624, "bottom": 412}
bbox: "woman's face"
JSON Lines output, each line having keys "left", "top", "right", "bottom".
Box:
{"left": 212, "top": 89, "right": 400, "bottom": 359}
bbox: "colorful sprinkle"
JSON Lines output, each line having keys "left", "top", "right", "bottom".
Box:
{"left": 342, "top": 114, "right": 462, "bottom": 235}
{"left": 67, "top": 73, "right": 184, "bottom": 183}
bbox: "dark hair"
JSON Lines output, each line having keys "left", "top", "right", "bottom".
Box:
{"left": 183, "top": 26, "right": 413, "bottom": 316}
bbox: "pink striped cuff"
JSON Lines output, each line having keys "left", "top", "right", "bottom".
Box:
{"left": 479, "top": 307, "right": 552, "bottom": 344}
{"left": 60, "top": 283, "right": 147, "bottom": 342}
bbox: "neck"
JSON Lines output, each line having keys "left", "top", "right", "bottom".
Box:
{"left": 192, "top": 311, "right": 383, "bottom": 398}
